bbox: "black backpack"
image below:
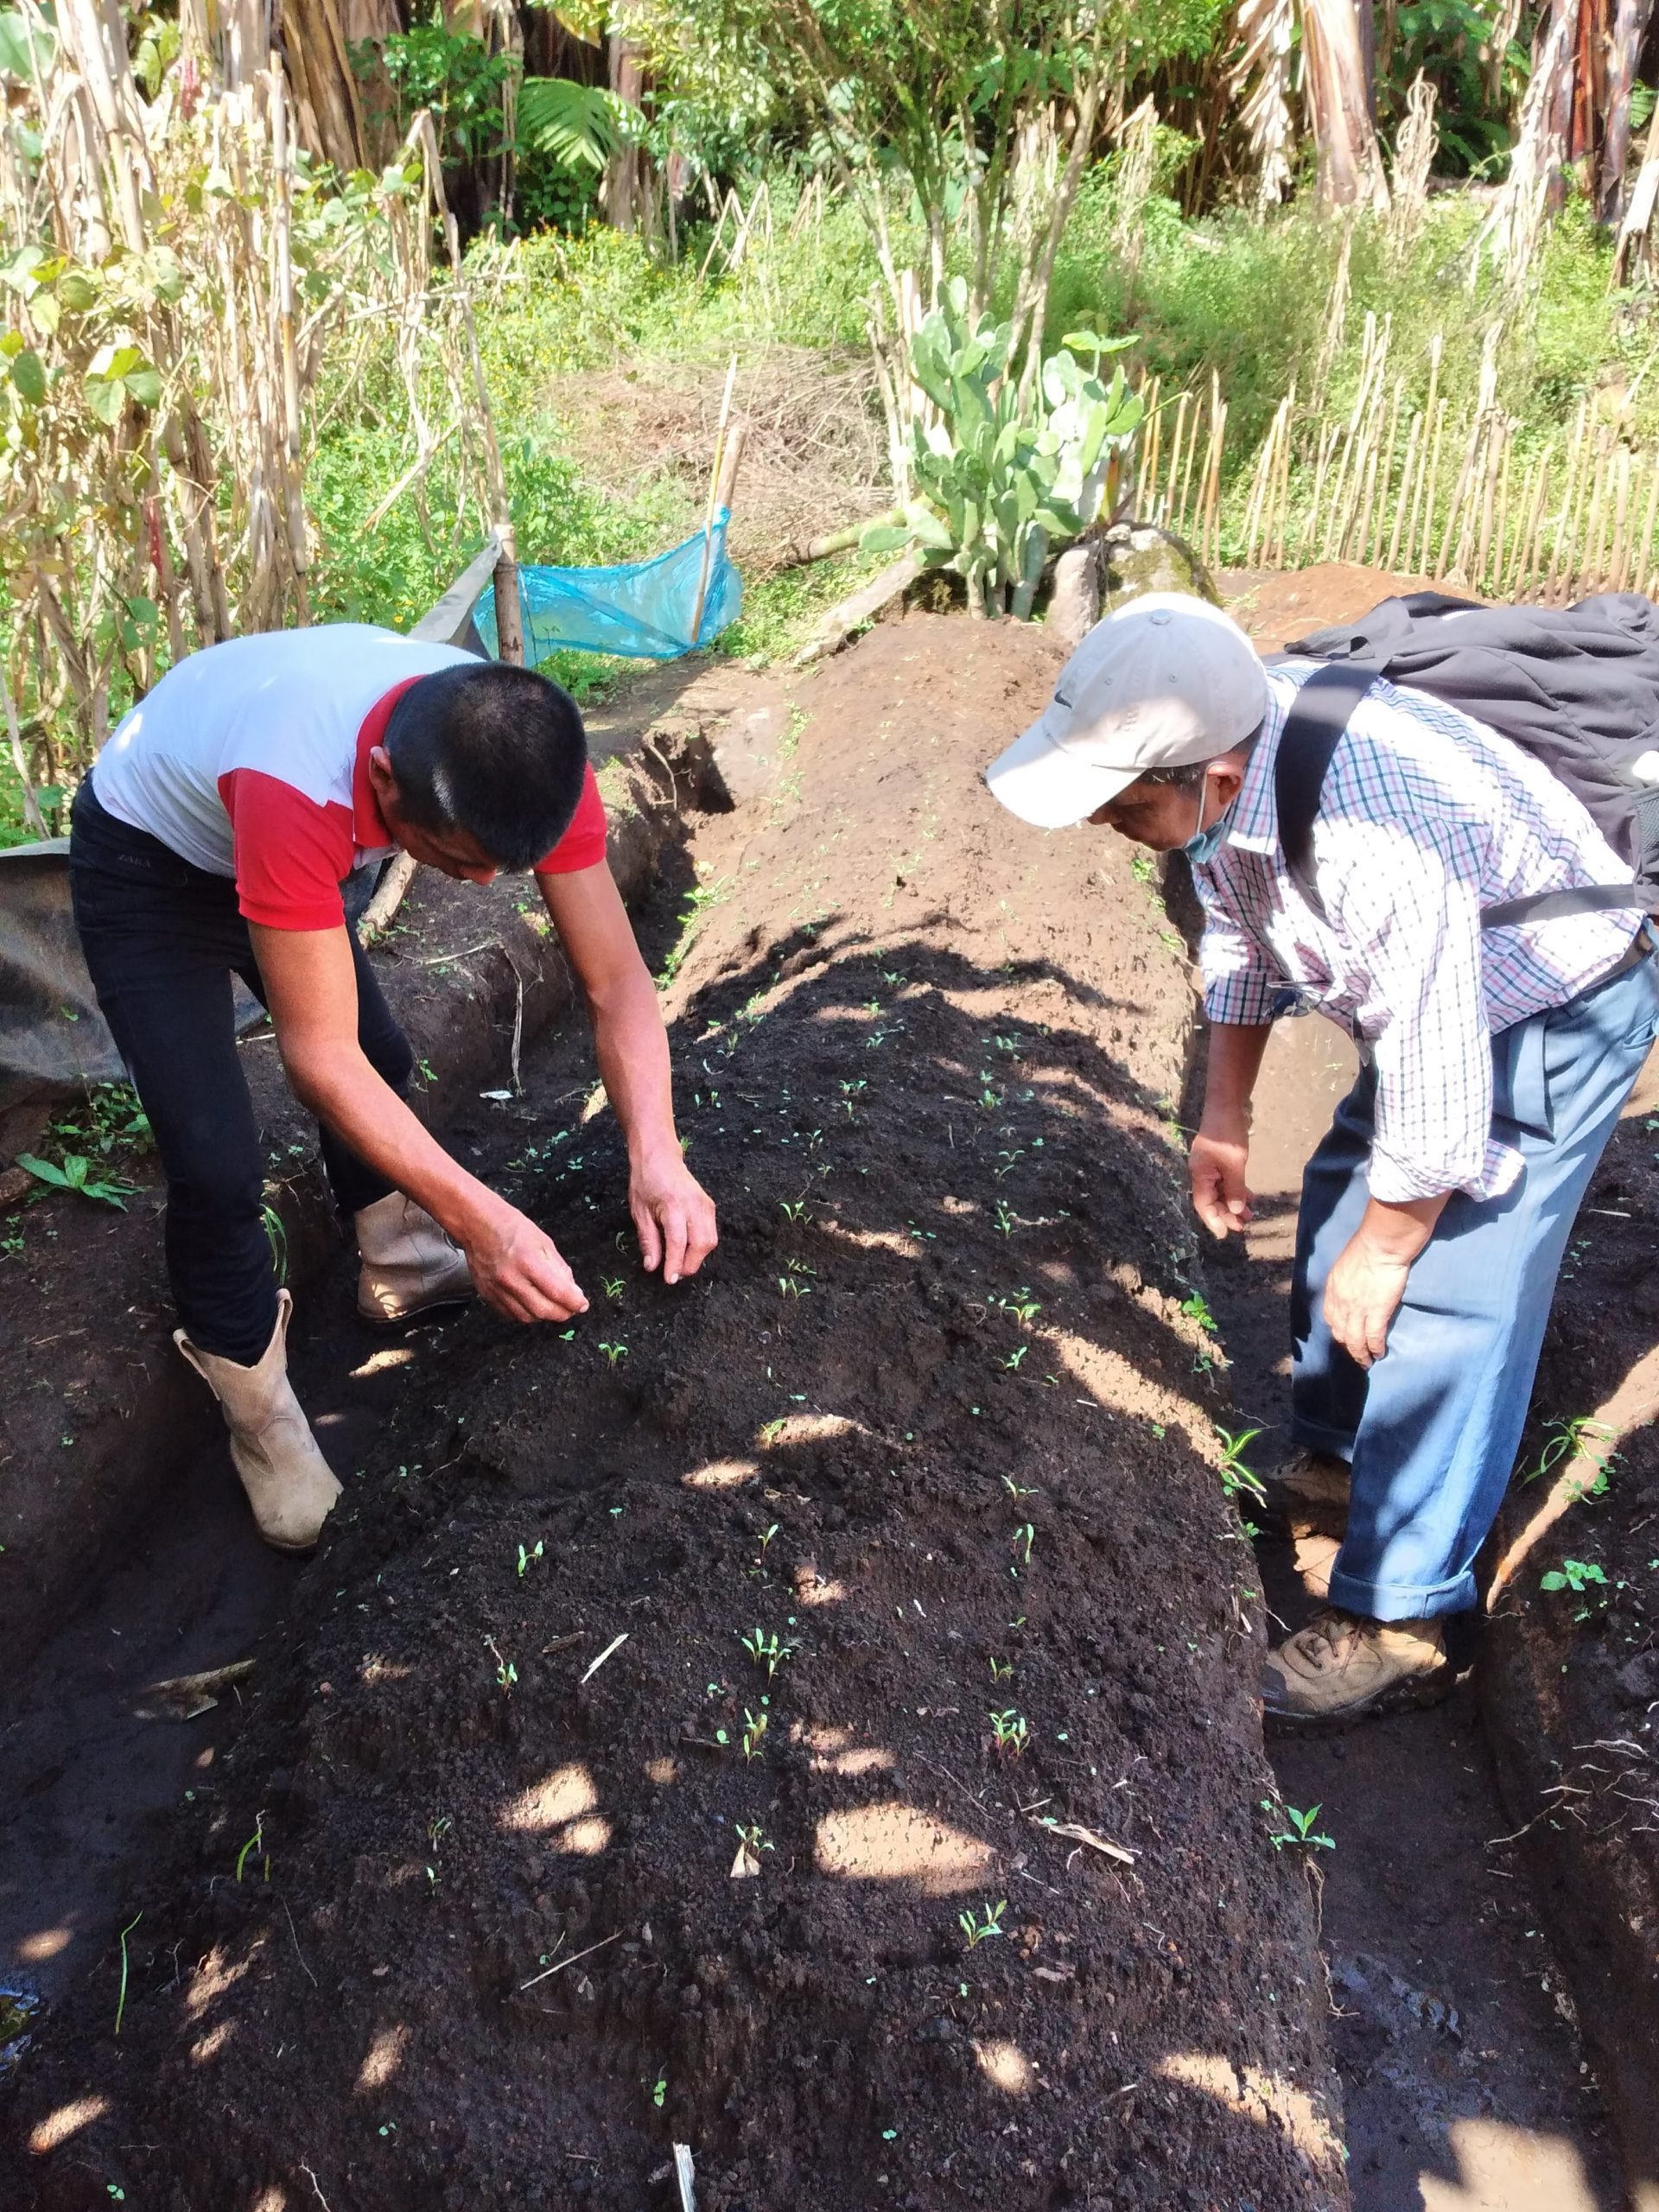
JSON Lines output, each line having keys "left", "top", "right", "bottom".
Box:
{"left": 1274, "top": 590, "right": 1659, "bottom": 927}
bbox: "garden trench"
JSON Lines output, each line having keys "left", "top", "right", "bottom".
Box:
{"left": 3, "top": 613, "right": 1348, "bottom": 2211}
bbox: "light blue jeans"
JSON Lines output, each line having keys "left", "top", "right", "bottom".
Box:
{"left": 1290, "top": 944, "right": 1659, "bottom": 1621}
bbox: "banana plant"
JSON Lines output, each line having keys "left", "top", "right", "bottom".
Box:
{"left": 861, "top": 279, "right": 1142, "bottom": 620}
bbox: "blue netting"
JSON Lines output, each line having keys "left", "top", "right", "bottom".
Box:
{"left": 473, "top": 512, "right": 741, "bottom": 663}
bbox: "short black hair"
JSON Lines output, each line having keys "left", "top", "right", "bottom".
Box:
{"left": 383, "top": 663, "right": 588, "bottom": 869}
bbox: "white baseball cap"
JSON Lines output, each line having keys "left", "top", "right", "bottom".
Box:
{"left": 986, "top": 593, "right": 1269, "bottom": 830}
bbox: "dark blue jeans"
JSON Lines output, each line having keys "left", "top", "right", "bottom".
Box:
{"left": 69, "top": 778, "right": 410, "bottom": 1362}
{"left": 1291, "top": 942, "right": 1659, "bottom": 1619}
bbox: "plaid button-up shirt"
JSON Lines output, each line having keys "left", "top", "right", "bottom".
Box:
{"left": 1198, "top": 663, "right": 1643, "bottom": 1204}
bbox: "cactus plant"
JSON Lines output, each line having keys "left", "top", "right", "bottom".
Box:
{"left": 861, "top": 279, "right": 1142, "bottom": 619}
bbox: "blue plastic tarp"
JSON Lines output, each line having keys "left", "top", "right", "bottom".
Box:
{"left": 474, "top": 512, "right": 741, "bottom": 664}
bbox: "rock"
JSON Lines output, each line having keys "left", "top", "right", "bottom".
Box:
{"left": 1047, "top": 541, "right": 1102, "bottom": 649}
{"left": 703, "top": 699, "right": 790, "bottom": 810}
{"left": 1614, "top": 1650, "right": 1659, "bottom": 1705}
{"left": 1098, "top": 521, "right": 1220, "bottom": 613}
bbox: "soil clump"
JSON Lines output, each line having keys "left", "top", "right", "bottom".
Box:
{"left": 3, "top": 615, "right": 1344, "bottom": 2211}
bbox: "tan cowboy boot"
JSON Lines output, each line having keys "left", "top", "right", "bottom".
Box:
{"left": 354, "top": 1192, "right": 474, "bottom": 1324}
{"left": 1257, "top": 1449, "right": 1351, "bottom": 1539}
{"left": 175, "top": 1290, "right": 342, "bottom": 1553}
{"left": 1262, "top": 1607, "right": 1449, "bottom": 1731}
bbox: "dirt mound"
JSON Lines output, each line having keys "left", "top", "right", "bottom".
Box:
{"left": 4, "top": 617, "right": 1344, "bottom": 2211}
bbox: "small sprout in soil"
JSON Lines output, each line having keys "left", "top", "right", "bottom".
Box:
{"left": 1522, "top": 1415, "right": 1619, "bottom": 1501}
{"left": 516, "top": 1540, "right": 544, "bottom": 1578}
{"left": 601, "top": 1274, "right": 625, "bottom": 1302}
{"left": 261, "top": 1202, "right": 289, "bottom": 1283}
{"left": 959, "top": 1898, "right": 1007, "bottom": 1949}
{"left": 989, "top": 1656, "right": 1014, "bottom": 1682}
{"left": 597, "top": 1341, "right": 629, "bottom": 1367}
{"left": 741, "top": 1626, "right": 791, "bottom": 1679}
{"left": 995, "top": 1201, "right": 1017, "bottom": 1236}
{"left": 1002, "top": 1475, "right": 1036, "bottom": 1498}
{"left": 779, "top": 1198, "right": 810, "bottom": 1223}
{"left": 1215, "top": 1424, "right": 1267, "bottom": 1506}
{"left": 234, "top": 1813, "right": 268, "bottom": 1884}
{"left": 736, "top": 1821, "right": 772, "bottom": 1857}
{"left": 1179, "top": 1290, "right": 1217, "bottom": 1332}
{"left": 1011, "top": 1522, "right": 1035, "bottom": 1567}
{"left": 113, "top": 1909, "right": 142, "bottom": 2036}
{"left": 107, "top": 2188, "right": 125, "bottom": 2202}
{"left": 993, "top": 1288, "right": 1042, "bottom": 1325}
{"left": 1262, "top": 1799, "right": 1335, "bottom": 1854}
{"left": 1003, "top": 1344, "right": 1029, "bottom": 1370}
{"left": 988, "top": 1708, "right": 1029, "bottom": 1757}
{"left": 651, "top": 2074, "right": 668, "bottom": 2109}
{"left": 486, "top": 1636, "right": 518, "bottom": 1691}
{"left": 741, "top": 1707, "right": 769, "bottom": 1761}
{"left": 1541, "top": 1558, "right": 1607, "bottom": 1594}
{"left": 16, "top": 1150, "right": 136, "bottom": 1210}
{"left": 759, "top": 1417, "right": 787, "bottom": 1445}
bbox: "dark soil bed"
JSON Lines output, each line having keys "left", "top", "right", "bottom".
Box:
{"left": 3, "top": 616, "right": 1344, "bottom": 2211}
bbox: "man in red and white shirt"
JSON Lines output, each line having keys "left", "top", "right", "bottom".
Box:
{"left": 72, "top": 624, "right": 716, "bottom": 1553}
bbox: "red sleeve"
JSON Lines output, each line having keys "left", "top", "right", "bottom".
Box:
{"left": 219, "top": 769, "right": 354, "bottom": 931}
{"left": 533, "top": 763, "right": 608, "bottom": 877}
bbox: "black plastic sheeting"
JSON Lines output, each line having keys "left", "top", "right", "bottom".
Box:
{"left": 0, "top": 841, "right": 126, "bottom": 1115}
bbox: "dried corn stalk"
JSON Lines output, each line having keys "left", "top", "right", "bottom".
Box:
{"left": 0, "top": 0, "right": 503, "bottom": 787}
{"left": 1387, "top": 72, "right": 1438, "bottom": 262}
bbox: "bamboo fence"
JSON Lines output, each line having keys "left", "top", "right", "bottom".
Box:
{"left": 1135, "top": 316, "right": 1659, "bottom": 604}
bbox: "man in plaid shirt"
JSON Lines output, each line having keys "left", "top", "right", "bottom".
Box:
{"left": 988, "top": 594, "right": 1659, "bottom": 1728}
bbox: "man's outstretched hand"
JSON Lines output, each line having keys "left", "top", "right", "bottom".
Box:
{"left": 630, "top": 1151, "right": 718, "bottom": 1287}
{"left": 462, "top": 1197, "right": 588, "bottom": 1324}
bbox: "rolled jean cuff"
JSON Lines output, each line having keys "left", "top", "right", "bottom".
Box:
{"left": 1325, "top": 1560, "right": 1478, "bottom": 1623}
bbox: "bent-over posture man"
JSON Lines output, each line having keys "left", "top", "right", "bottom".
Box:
{"left": 986, "top": 593, "right": 1658, "bottom": 1727}
{"left": 72, "top": 624, "right": 715, "bottom": 1553}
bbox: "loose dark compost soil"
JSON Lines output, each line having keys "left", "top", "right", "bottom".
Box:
{"left": 3, "top": 616, "right": 1344, "bottom": 2212}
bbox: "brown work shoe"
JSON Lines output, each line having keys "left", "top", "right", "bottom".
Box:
{"left": 1262, "top": 1607, "right": 1450, "bottom": 1732}
{"left": 1256, "top": 1450, "right": 1351, "bottom": 1540}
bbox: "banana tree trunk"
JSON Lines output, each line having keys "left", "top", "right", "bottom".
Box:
{"left": 1302, "top": 0, "right": 1390, "bottom": 211}
{"left": 1599, "top": 0, "right": 1656, "bottom": 220}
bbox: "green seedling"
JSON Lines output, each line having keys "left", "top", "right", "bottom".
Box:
{"left": 1003, "top": 1344, "right": 1028, "bottom": 1371}
{"left": 113, "top": 1909, "right": 142, "bottom": 2036}
{"left": 779, "top": 1198, "right": 810, "bottom": 1223}
{"left": 1011, "top": 1522, "right": 1035, "bottom": 1567}
{"left": 736, "top": 1821, "right": 773, "bottom": 1856}
{"left": 516, "top": 1540, "right": 544, "bottom": 1578}
{"left": 741, "top": 1707, "right": 768, "bottom": 1761}
{"left": 1541, "top": 1557, "right": 1608, "bottom": 1593}
{"left": 652, "top": 2074, "right": 668, "bottom": 2108}
{"left": 958, "top": 1897, "right": 1007, "bottom": 1949}
{"left": 1002, "top": 1475, "right": 1037, "bottom": 1498}
{"left": 988, "top": 1656, "right": 1013, "bottom": 1681}
{"left": 597, "top": 1341, "right": 628, "bottom": 1367}
{"left": 260, "top": 1201, "right": 289, "bottom": 1284}
{"left": 16, "top": 1151, "right": 135, "bottom": 1209}
{"left": 486, "top": 1636, "right": 518, "bottom": 1690}
{"left": 1215, "top": 1424, "right": 1266, "bottom": 1505}
{"left": 754, "top": 1522, "right": 780, "bottom": 1565}
{"left": 1179, "top": 1290, "right": 1217, "bottom": 1332}
{"left": 995, "top": 1200, "right": 1017, "bottom": 1236}
{"left": 1262, "top": 1799, "right": 1335, "bottom": 1853}
{"left": 1522, "top": 1415, "right": 1619, "bottom": 1501}
{"left": 994, "top": 1289, "right": 1042, "bottom": 1325}
{"left": 741, "top": 1626, "right": 791, "bottom": 1679}
{"left": 234, "top": 1814, "right": 267, "bottom": 1883}
{"left": 988, "top": 1708, "right": 1029, "bottom": 1756}
{"left": 601, "top": 1274, "right": 625, "bottom": 1302}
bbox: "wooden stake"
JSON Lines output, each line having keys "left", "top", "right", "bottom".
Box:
{"left": 690, "top": 353, "right": 740, "bottom": 648}
{"left": 1635, "top": 449, "right": 1659, "bottom": 595}
{"left": 1415, "top": 397, "right": 1446, "bottom": 577}
{"left": 1386, "top": 410, "right": 1424, "bottom": 575}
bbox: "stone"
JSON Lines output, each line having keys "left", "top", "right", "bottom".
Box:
{"left": 1098, "top": 521, "right": 1220, "bottom": 613}
{"left": 1047, "top": 541, "right": 1102, "bottom": 648}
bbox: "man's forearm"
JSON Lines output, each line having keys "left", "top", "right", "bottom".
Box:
{"left": 588, "top": 968, "right": 682, "bottom": 1168}
{"left": 287, "top": 1048, "right": 505, "bottom": 1241}
{"left": 1201, "top": 1019, "right": 1274, "bottom": 1124}
{"left": 1352, "top": 1190, "right": 1447, "bottom": 1262}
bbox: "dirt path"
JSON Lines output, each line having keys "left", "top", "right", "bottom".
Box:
{"left": 3, "top": 615, "right": 1344, "bottom": 2211}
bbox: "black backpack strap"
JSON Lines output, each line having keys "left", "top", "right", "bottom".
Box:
{"left": 1481, "top": 884, "right": 1653, "bottom": 927}
{"left": 1274, "top": 663, "right": 1382, "bottom": 914}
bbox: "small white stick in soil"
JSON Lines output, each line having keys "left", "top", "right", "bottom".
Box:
{"left": 579, "top": 1631, "right": 629, "bottom": 1684}
{"left": 674, "top": 2143, "right": 697, "bottom": 2212}
{"left": 518, "top": 1929, "right": 622, "bottom": 1991}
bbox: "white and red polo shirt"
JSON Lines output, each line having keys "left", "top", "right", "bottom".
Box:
{"left": 92, "top": 624, "right": 607, "bottom": 931}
